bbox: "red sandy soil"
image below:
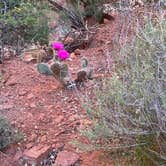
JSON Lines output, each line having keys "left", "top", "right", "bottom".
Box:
{"left": 0, "top": 13, "right": 123, "bottom": 166}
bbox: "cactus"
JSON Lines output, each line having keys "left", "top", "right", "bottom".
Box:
{"left": 37, "top": 57, "right": 93, "bottom": 88}
{"left": 82, "top": 58, "right": 88, "bottom": 68}
{"left": 37, "top": 63, "right": 53, "bottom": 75}
{"left": 50, "top": 61, "right": 69, "bottom": 86}
{"left": 87, "top": 68, "right": 93, "bottom": 79}
{"left": 50, "top": 61, "right": 68, "bottom": 79}
{"left": 37, "top": 61, "right": 70, "bottom": 86}
{"left": 75, "top": 58, "right": 93, "bottom": 84}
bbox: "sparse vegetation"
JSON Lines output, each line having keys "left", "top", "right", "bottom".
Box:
{"left": 0, "top": 0, "right": 49, "bottom": 57}
{"left": 0, "top": 116, "right": 23, "bottom": 150}
{"left": 80, "top": 2, "right": 166, "bottom": 165}
{"left": 0, "top": 0, "right": 166, "bottom": 165}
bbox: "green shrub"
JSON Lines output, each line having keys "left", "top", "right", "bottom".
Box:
{"left": 58, "top": 0, "right": 107, "bottom": 24}
{"left": 0, "top": 1, "right": 49, "bottom": 54}
{"left": 80, "top": 9, "right": 166, "bottom": 165}
{"left": 0, "top": 116, "right": 23, "bottom": 150}
{"left": 0, "top": 0, "right": 21, "bottom": 13}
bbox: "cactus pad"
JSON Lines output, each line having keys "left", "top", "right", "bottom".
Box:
{"left": 37, "top": 63, "right": 53, "bottom": 75}
{"left": 50, "top": 62, "right": 68, "bottom": 79}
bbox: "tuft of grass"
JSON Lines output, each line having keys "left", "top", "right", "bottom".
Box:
{"left": 0, "top": 116, "right": 23, "bottom": 150}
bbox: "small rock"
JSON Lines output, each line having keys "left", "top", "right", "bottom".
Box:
{"left": 29, "top": 133, "right": 37, "bottom": 141}
{"left": 64, "top": 37, "right": 74, "bottom": 44}
{"left": 70, "top": 52, "right": 77, "bottom": 59}
{"left": 22, "top": 50, "right": 41, "bottom": 63}
{"left": 23, "top": 145, "right": 51, "bottom": 165}
{"left": 13, "top": 151, "right": 23, "bottom": 161}
{"left": 27, "top": 93, "right": 34, "bottom": 99}
{"left": 54, "top": 150, "right": 79, "bottom": 166}
{"left": 40, "top": 135, "right": 47, "bottom": 142}
{"left": 6, "top": 76, "right": 18, "bottom": 86}
{"left": 0, "top": 152, "right": 12, "bottom": 166}
{"left": 0, "top": 103, "right": 13, "bottom": 110}
{"left": 55, "top": 115, "right": 64, "bottom": 124}
{"left": 22, "top": 53, "right": 34, "bottom": 62}
{"left": 26, "top": 143, "right": 33, "bottom": 149}
{"left": 74, "top": 49, "right": 81, "bottom": 55}
{"left": 19, "top": 90, "right": 28, "bottom": 96}
{"left": 53, "top": 143, "right": 65, "bottom": 151}
{"left": 30, "top": 103, "right": 36, "bottom": 108}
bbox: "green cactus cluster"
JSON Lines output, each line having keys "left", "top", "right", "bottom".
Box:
{"left": 37, "top": 61, "right": 69, "bottom": 86}
{"left": 37, "top": 58, "right": 93, "bottom": 88}
{"left": 75, "top": 58, "right": 93, "bottom": 85}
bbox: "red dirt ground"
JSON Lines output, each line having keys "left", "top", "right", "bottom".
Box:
{"left": 0, "top": 13, "right": 120, "bottom": 166}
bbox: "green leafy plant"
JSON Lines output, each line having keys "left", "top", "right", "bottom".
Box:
{"left": 0, "top": 1, "right": 49, "bottom": 55}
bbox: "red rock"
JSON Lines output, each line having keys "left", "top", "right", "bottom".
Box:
{"left": 30, "top": 103, "right": 36, "bottom": 108}
{"left": 5, "top": 76, "right": 18, "bottom": 86}
{"left": 26, "top": 143, "right": 33, "bottom": 149}
{"left": 54, "top": 150, "right": 79, "bottom": 166}
{"left": 13, "top": 151, "right": 22, "bottom": 161}
{"left": 53, "top": 143, "right": 65, "bottom": 151}
{"left": 18, "top": 90, "right": 28, "bottom": 96}
{"left": 55, "top": 115, "right": 64, "bottom": 124}
{"left": 29, "top": 133, "right": 37, "bottom": 142}
{"left": 64, "top": 37, "right": 74, "bottom": 44}
{"left": 0, "top": 152, "right": 12, "bottom": 166}
{"left": 27, "top": 93, "right": 34, "bottom": 99}
{"left": 70, "top": 53, "right": 76, "bottom": 60}
{"left": 0, "top": 103, "right": 13, "bottom": 110}
{"left": 74, "top": 49, "right": 81, "bottom": 55}
{"left": 23, "top": 145, "right": 51, "bottom": 165}
{"left": 40, "top": 135, "right": 47, "bottom": 142}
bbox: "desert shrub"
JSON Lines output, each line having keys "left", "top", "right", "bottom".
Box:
{"left": 80, "top": 8, "right": 166, "bottom": 166}
{"left": 53, "top": 0, "right": 113, "bottom": 28}
{"left": 0, "top": 0, "right": 21, "bottom": 13}
{"left": 0, "top": 0, "right": 49, "bottom": 55}
{"left": 66, "top": 0, "right": 106, "bottom": 23}
{"left": 0, "top": 116, "right": 23, "bottom": 150}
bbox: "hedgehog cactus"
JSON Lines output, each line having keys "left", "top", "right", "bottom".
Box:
{"left": 75, "top": 58, "right": 93, "bottom": 83}
{"left": 50, "top": 61, "right": 68, "bottom": 79}
{"left": 37, "top": 41, "right": 71, "bottom": 86}
{"left": 37, "top": 41, "right": 93, "bottom": 88}
{"left": 37, "top": 61, "right": 69, "bottom": 85}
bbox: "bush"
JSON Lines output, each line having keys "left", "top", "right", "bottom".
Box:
{"left": 0, "top": 0, "right": 21, "bottom": 13}
{"left": 80, "top": 7, "right": 166, "bottom": 165}
{"left": 58, "top": 0, "right": 110, "bottom": 25}
{"left": 0, "top": 1, "right": 49, "bottom": 55}
{"left": 0, "top": 116, "right": 23, "bottom": 150}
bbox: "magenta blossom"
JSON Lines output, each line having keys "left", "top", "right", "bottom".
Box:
{"left": 57, "top": 50, "right": 70, "bottom": 60}
{"left": 52, "top": 42, "right": 64, "bottom": 50}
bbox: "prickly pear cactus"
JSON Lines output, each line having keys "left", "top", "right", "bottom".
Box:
{"left": 37, "top": 63, "right": 53, "bottom": 75}
{"left": 37, "top": 61, "right": 69, "bottom": 86}
{"left": 50, "top": 61, "right": 68, "bottom": 80}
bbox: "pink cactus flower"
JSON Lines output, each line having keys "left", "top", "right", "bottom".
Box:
{"left": 52, "top": 42, "right": 64, "bottom": 50}
{"left": 57, "top": 50, "right": 70, "bottom": 60}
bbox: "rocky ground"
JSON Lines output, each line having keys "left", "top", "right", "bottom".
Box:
{"left": 0, "top": 6, "right": 134, "bottom": 166}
